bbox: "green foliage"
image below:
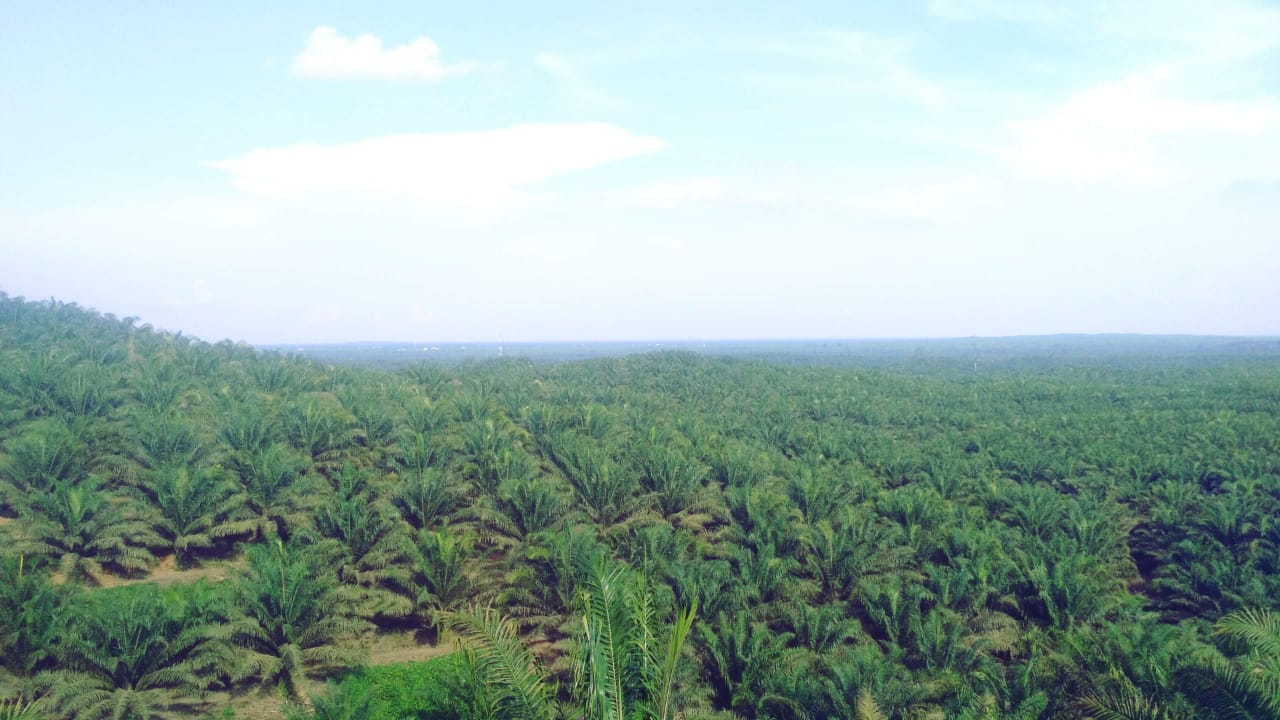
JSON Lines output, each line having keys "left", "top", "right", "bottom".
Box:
{"left": 443, "top": 606, "right": 553, "bottom": 720}
{"left": 44, "top": 581, "right": 236, "bottom": 720}
{"left": 0, "top": 555, "right": 65, "bottom": 677}
{"left": 1176, "top": 608, "right": 1280, "bottom": 720}
{"left": 0, "top": 693, "right": 47, "bottom": 720}
{"left": 295, "top": 656, "right": 474, "bottom": 720}
{"left": 3, "top": 295, "right": 1280, "bottom": 720}
{"left": 231, "top": 541, "right": 372, "bottom": 698}
{"left": 573, "top": 560, "right": 697, "bottom": 720}
{"left": 11, "top": 475, "right": 162, "bottom": 582}
{"left": 138, "top": 463, "right": 251, "bottom": 567}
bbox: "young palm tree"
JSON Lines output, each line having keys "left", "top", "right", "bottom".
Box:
{"left": 801, "top": 510, "right": 909, "bottom": 604}
{"left": 633, "top": 436, "right": 711, "bottom": 520}
{"left": 552, "top": 438, "right": 648, "bottom": 528}
{"left": 284, "top": 393, "right": 355, "bottom": 469}
{"left": 407, "top": 525, "right": 476, "bottom": 626}
{"left": 138, "top": 463, "right": 253, "bottom": 568}
{"left": 283, "top": 683, "right": 375, "bottom": 720}
{"left": 574, "top": 560, "right": 697, "bottom": 720}
{"left": 0, "top": 693, "right": 47, "bottom": 720}
{"left": 131, "top": 410, "right": 204, "bottom": 470}
{"left": 227, "top": 442, "right": 316, "bottom": 541}
{"left": 496, "top": 526, "right": 606, "bottom": 633}
{"left": 477, "top": 475, "right": 570, "bottom": 544}
{"left": 393, "top": 466, "right": 464, "bottom": 530}
{"left": 695, "top": 609, "right": 801, "bottom": 719}
{"left": 217, "top": 397, "right": 277, "bottom": 456}
{"left": 442, "top": 605, "right": 553, "bottom": 720}
{"left": 308, "top": 465, "right": 410, "bottom": 618}
{"left": 231, "top": 541, "right": 372, "bottom": 699}
{"left": 0, "top": 418, "right": 89, "bottom": 501}
{"left": 44, "top": 582, "right": 235, "bottom": 720}
{"left": 0, "top": 555, "right": 65, "bottom": 678}
{"left": 12, "top": 477, "right": 161, "bottom": 583}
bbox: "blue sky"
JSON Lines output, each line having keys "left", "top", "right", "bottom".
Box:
{"left": 3, "top": 1, "right": 1279, "bottom": 343}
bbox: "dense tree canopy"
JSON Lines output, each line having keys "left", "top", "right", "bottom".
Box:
{"left": 0, "top": 293, "right": 1278, "bottom": 719}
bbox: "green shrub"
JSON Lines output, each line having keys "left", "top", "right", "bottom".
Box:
{"left": 324, "top": 654, "right": 475, "bottom": 720}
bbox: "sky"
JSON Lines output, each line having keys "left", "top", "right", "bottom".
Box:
{"left": 2, "top": 1, "right": 1279, "bottom": 344}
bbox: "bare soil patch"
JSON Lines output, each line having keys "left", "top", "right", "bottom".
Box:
{"left": 92, "top": 554, "right": 244, "bottom": 588}
{"left": 367, "top": 629, "right": 453, "bottom": 665}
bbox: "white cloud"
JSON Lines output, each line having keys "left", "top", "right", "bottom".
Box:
{"left": 208, "top": 123, "right": 665, "bottom": 208}
{"left": 929, "top": 0, "right": 1280, "bottom": 64}
{"left": 290, "top": 26, "right": 474, "bottom": 80}
{"left": 1001, "top": 70, "right": 1280, "bottom": 181}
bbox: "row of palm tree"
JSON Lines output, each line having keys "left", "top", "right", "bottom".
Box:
{"left": 2, "top": 293, "right": 1279, "bottom": 719}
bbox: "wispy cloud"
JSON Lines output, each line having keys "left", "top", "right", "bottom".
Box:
{"left": 1000, "top": 69, "right": 1280, "bottom": 182}
{"left": 208, "top": 123, "right": 664, "bottom": 208}
{"left": 929, "top": 0, "right": 1280, "bottom": 64}
{"left": 535, "top": 52, "right": 625, "bottom": 110}
{"left": 926, "top": 0, "right": 1079, "bottom": 25}
{"left": 290, "top": 26, "right": 475, "bottom": 81}
{"left": 765, "top": 30, "right": 947, "bottom": 110}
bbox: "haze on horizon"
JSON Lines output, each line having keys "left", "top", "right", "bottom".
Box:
{"left": 3, "top": 1, "right": 1279, "bottom": 345}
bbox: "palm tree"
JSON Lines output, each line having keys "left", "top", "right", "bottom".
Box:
{"left": 308, "top": 465, "right": 411, "bottom": 618}
{"left": 227, "top": 443, "right": 316, "bottom": 540}
{"left": 574, "top": 560, "right": 697, "bottom": 720}
{"left": 0, "top": 350, "right": 70, "bottom": 419}
{"left": 442, "top": 606, "right": 553, "bottom": 720}
{"left": 128, "top": 355, "right": 193, "bottom": 413}
{"left": 785, "top": 458, "right": 856, "bottom": 527}
{"left": 43, "top": 582, "right": 236, "bottom": 720}
{"left": 634, "top": 436, "right": 710, "bottom": 520}
{"left": 695, "top": 609, "right": 801, "bottom": 719}
{"left": 551, "top": 437, "right": 649, "bottom": 529}
{"left": 801, "top": 510, "right": 909, "bottom": 604}
{"left": 131, "top": 411, "right": 204, "bottom": 470}
{"left": 217, "top": 398, "right": 277, "bottom": 456}
{"left": 0, "top": 693, "right": 47, "bottom": 720}
{"left": 284, "top": 393, "right": 355, "bottom": 468}
{"left": 0, "top": 555, "right": 65, "bottom": 678}
{"left": 497, "top": 526, "right": 606, "bottom": 634}
{"left": 337, "top": 383, "right": 402, "bottom": 466}
{"left": 393, "top": 466, "right": 464, "bottom": 530}
{"left": 137, "top": 463, "right": 253, "bottom": 568}
{"left": 50, "top": 363, "right": 116, "bottom": 418}
{"left": 0, "top": 418, "right": 89, "bottom": 501}
{"left": 284, "top": 683, "right": 375, "bottom": 720}
{"left": 231, "top": 541, "right": 371, "bottom": 699}
{"left": 12, "top": 477, "right": 161, "bottom": 583}
{"left": 407, "top": 525, "right": 476, "bottom": 627}
{"left": 1178, "top": 608, "right": 1280, "bottom": 720}
{"left": 460, "top": 419, "right": 533, "bottom": 497}
{"left": 478, "top": 475, "right": 570, "bottom": 543}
